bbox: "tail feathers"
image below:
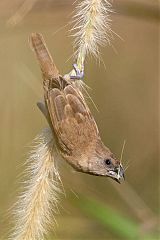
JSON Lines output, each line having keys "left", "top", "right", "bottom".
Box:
{"left": 30, "top": 33, "right": 59, "bottom": 79}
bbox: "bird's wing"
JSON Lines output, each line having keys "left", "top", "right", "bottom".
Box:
{"left": 45, "top": 82, "right": 99, "bottom": 156}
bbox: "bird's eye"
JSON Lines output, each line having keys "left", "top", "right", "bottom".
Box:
{"left": 105, "top": 159, "right": 111, "bottom": 165}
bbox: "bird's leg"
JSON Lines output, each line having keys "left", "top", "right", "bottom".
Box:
{"left": 70, "top": 63, "right": 84, "bottom": 80}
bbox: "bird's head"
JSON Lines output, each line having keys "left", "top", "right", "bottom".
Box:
{"left": 83, "top": 140, "right": 125, "bottom": 183}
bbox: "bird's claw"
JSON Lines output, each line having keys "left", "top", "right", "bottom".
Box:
{"left": 70, "top": 63, "right": 84, "bottom": 80}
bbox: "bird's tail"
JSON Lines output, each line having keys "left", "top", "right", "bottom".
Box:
{"left": 30, "top": 32, "right": 59, "bottom": 80}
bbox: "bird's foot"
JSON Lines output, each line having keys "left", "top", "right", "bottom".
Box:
{"left": 70, "top": 63, "right": 84, "bottom": 80}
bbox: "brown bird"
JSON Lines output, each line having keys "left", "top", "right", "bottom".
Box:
{"left": 30, "top": 33, "right": 124, "bottom": 183}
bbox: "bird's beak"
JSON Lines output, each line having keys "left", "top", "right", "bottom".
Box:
{"left": 108, "top": 164, "right": 125, "bottom": 184}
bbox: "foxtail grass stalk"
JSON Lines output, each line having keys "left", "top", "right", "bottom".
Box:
{"left": 70, "top": 0, "right": 112, "bottom": 76}
{"left": 11, "top": 128, "right": 61, "bottom": 240}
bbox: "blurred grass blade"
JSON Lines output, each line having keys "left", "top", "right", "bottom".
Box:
{"left": 78, "top": 196, "right": 139, "bottom": 239}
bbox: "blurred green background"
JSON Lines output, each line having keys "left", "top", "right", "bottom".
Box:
{"left": 0, "top": 0, "right": 159, "bottom": 239}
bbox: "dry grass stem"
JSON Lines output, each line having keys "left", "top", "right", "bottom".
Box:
{"left": 11, "top": 128, "right": 61, "bottom": 240}
{"left": 7, "top": 0, "right": 38, "bottom": 26}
